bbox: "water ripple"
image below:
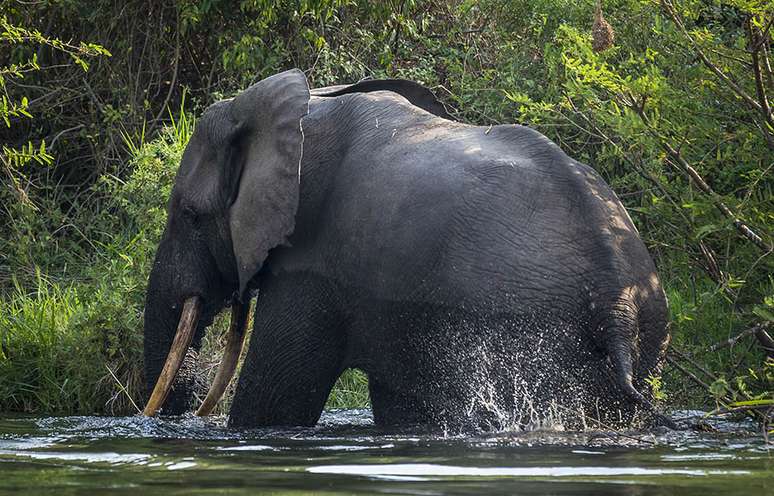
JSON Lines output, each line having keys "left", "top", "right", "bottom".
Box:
{"left": 306, "top": 463, "right": 753, "bottom": 477}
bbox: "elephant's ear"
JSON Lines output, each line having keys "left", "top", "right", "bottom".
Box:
{"left": 228, "top": 69, "right": 310, "bottom": 296}
{"left": 312, "top": 79, "right": 455, "bottom": 120}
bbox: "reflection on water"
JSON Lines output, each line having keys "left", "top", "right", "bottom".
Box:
{"left": 306, "top": 463, "right": 751, "bottom": 476}
{"left": 0, "top": 409, "right": 770, "bottom": 495}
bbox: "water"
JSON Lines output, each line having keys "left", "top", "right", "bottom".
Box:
{"left": 0, "top": 409, "right": 770, "bottom": 495}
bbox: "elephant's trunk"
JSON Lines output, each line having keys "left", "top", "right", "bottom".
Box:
{"left": 142, "top": 226, "right": 245, "bottom": 417}
{"left": 143, "top": 296, "right": 202, "bottom": 416}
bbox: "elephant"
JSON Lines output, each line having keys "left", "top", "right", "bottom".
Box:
{"left": 142, "top": 69, "right": 671, "bottom": 430}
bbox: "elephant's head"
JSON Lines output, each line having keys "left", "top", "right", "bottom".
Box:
{"left": 142, "top": 69, "right": 310, "bottom": 415}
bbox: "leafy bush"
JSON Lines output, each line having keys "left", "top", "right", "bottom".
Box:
{"left": 476, "top": 0, "right": 774, "bottom": 408}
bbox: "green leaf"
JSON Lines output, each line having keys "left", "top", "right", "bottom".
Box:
{"left": 752, "top": 306, "right": 774, "bottom": 322}
{"left": 727, "top": 398, "right": 773, "bottom": 407}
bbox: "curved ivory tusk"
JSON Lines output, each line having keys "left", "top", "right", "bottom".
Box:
{"left": 195, "top": 301, "right": 250, "bottom": 416}
{"left": 143, "top": 296, "right": 202, "bottom": 416}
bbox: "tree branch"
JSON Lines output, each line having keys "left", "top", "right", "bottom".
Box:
{"left": 661, "top": 0, "right": 774, "bottom": 139}
{"left": 631, "top": 102, "right": 772, "bottom": 253}
{"left": 707, "top": 323, "right": 770, "bottom": 352}
{"left": 747, "top": 18, "right": 774, "bottom": 148}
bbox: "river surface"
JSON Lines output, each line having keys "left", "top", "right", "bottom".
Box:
{"left": 0, "top": 409, "right": 770, "bottom": 495}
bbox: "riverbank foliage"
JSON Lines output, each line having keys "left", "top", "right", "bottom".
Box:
{"left": 0, "top": 1, "right": 771, "bottom": 420}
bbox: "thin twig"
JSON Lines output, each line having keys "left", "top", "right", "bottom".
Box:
{"left": 390, "top": 0, "right": 407, "bottom": 55}
{"left": 667, "top": 355, "right": 716, "bottom": 394}
{"left": 754, "top": 327, "right": 774, "bottom": 357}
{"left": 105, "top": 365, "right": 140, "bottom": 414}
{"left": 670, "top": 347, "right": 722, "bottom": 385}
{"left": 666, "top": 355, "right": 764, "bottom": 422}
{"left": 750, "top": 16, "right": 774, "bottom": 53}
{"left": 707, "top": 323, "right": 769, "bottom": 352}
{"left": 708, "top": 403, "right": 773, "bottom": 416}
{"left": 47, "top": 124, "right": 84, "bottom": 151}
{"left": 551, "top": 403, "right": 657, "bottom": 444}
{"left": 151, "top": 5, "right": 181, "bottom": 130}
{"left": 746, "top": 18, "right": 774, "bottom": 148}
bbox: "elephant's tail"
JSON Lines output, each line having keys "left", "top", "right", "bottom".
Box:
{"left": 605, "top": 301, "right": 677, "bottom": 429}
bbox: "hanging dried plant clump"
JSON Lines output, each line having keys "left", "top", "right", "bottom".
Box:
{"left": 592, "top": 0, "right": 615, "bottom": 52}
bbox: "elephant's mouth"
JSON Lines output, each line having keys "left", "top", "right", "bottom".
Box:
{"left": 143, "top": 296, "right": 250, "bottom": 417}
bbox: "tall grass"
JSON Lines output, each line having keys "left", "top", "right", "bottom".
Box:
{"left": 327, "top": 370, "right": 370, "bottom": 409}
{"left": 0, "top": 114, "right": 187, "bottom": 415}
{"left": 0, "top": 272, "right": 143, "bottom": 414}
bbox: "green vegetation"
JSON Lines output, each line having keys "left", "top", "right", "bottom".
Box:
{"left": 0, "top": 1, "right": 771, "bottom": 421}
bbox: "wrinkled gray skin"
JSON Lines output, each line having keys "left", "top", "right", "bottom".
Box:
{"left": 143, "top": 70, "right": 670, "bottom": 430}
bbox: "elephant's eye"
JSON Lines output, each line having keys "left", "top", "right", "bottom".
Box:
{"left": 182, "top": 205, "right": 199, "bottom": 224}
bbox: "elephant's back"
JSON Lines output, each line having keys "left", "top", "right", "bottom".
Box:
{"left": 295, "top": 94, "right": 662, "bottom": 319}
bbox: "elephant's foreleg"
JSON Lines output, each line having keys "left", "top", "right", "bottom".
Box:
{"left": 228, "top": 273, "right": 346, "bottom": 428}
